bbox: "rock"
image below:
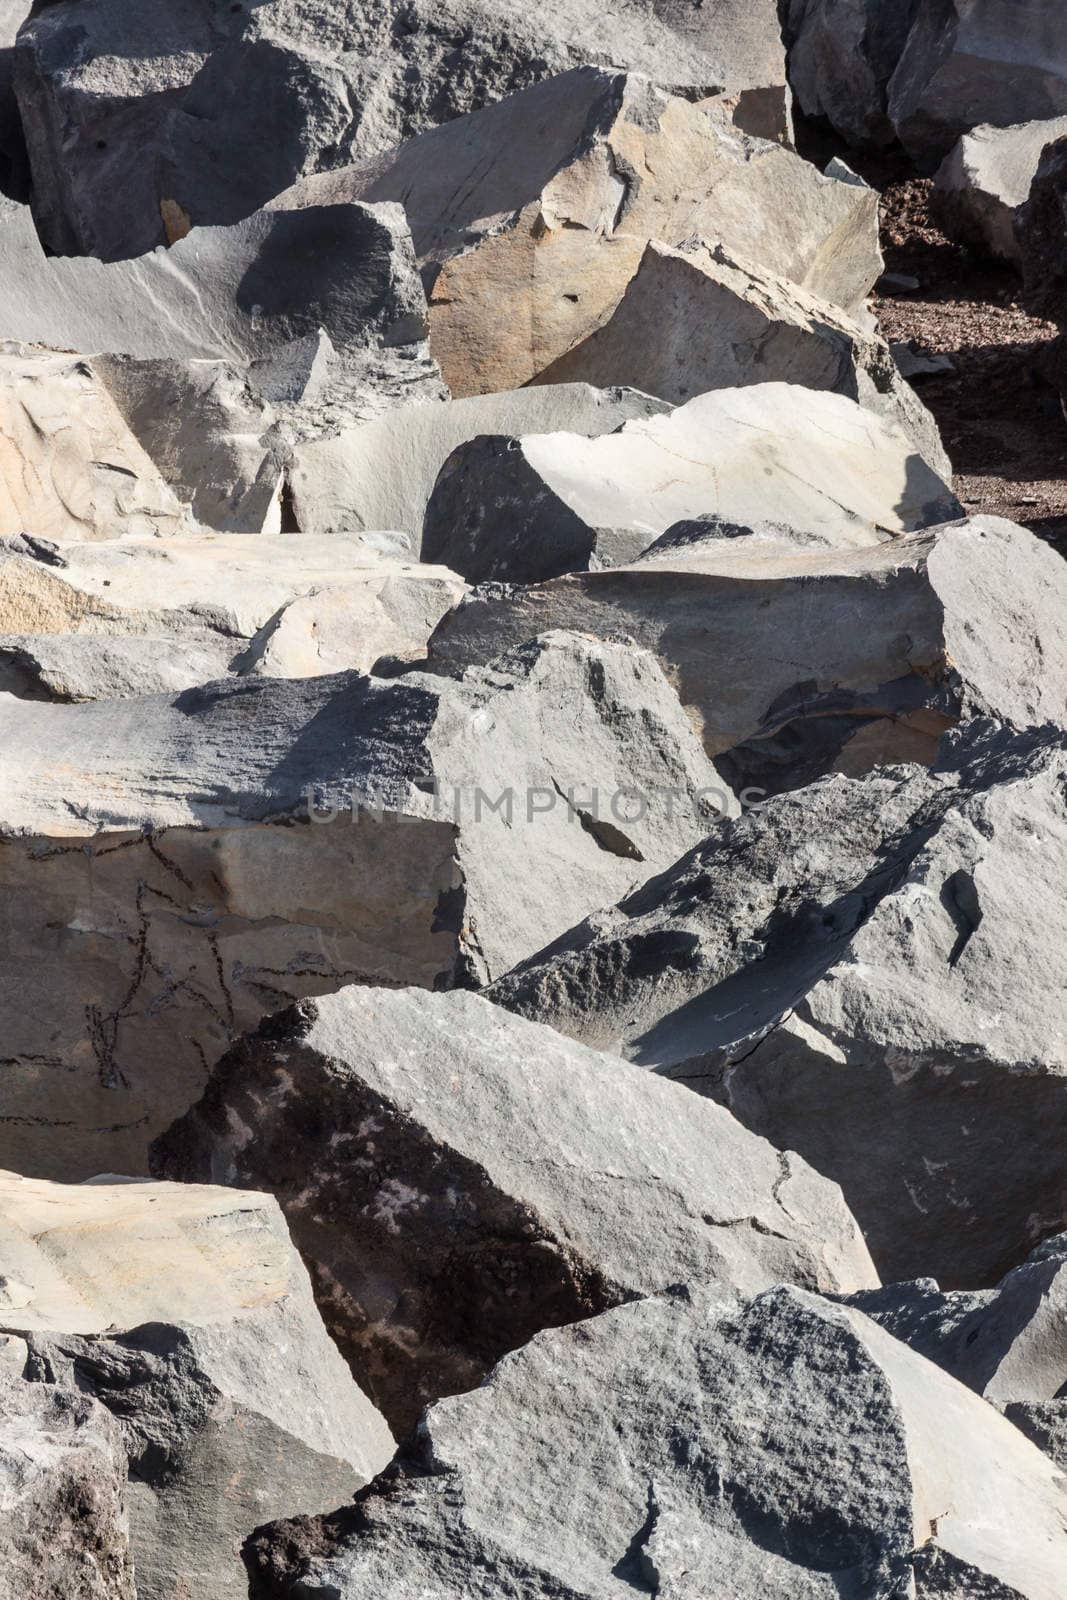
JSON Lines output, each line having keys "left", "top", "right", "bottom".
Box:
{"left": 429, "top": 518, "right": 1067, "bottom": 781}
{"left": 243, "top": 1284, "right": 1067, "bottom": 1600}
{"left": 0, "top": 1168, "right": 392, "bottom": 1600}
{"left": 0, "top": 532, "right": 467, "bottom": 699}
{"left": 934, "top": 117, "right": 1067, "bottom": 264}
{"left": 1017, "top": 134, "right": 1067, "bottom": 319}
{"left": 531, "top": 240, "right": 950, "bottom": 477}
{"left": 290, "top": 383, "right": 670, "bottom": 539}
{"left": 0, "top": 630, "right": 723, "bottom": 1177}
{"left": 0, "top": 1363, "right": 134, "bottom": 1600}
{"left": 878, "top": 270, "right": 922, "bottom": 293}
{"left": 489, "top": 723, "right": 1067, "bottom": 1289}
{"left": 274, "top": 68, "right": 880, "bottom": 394}
{"left": 153, "top": 986, "right": 877, "bottom": 1433}
{"left": 785, "top": 0, "right": 921, "bottom": 149}
{"left": 889, "top": 2, "right": 1067, "bottom": 166}
{"left": 892, "top": 341, "right": 958, "bottom": 378}
{"left": 15, "top": 2, "right": 790, "bottom": 262}
{"left": 420, "top": 383, "right": 963, "bottom": 584}
{"left": 0, "top": 346, "right": 184, "bottom": 541}
{"left": 1006, "top": 1403, "right": 1067, "bottom": 1472}
{"left": 0, "top": 4, "right": 29, "bottom": 203}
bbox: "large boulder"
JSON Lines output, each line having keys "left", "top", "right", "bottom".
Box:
{"left": 490, "top": 724, "right": 1067, "bottom": 1289}
{"left": 0, "top": 630, "right": 723, "bottom": 1177}
{"left": 531, "top": 239, "right": 950, "bottom": 476}
{"left": 290, "top": 383, "right": 670, "bottom": 539}
{"left": 0, "top": 1168, "right": 392, "bottom": 1600}
{"left": 784, "top": 0, "right": 921, "bottom": 149}
{"left": 274, "top": 68, "right": 880, "bottom": 394}
{"left": 1017, "top": 133, "right": 1067, "bottom": 319}
{"left": 420, "top": 384, "right": 962, "bottom": 584}
{"left": 429, "top": 517, "right": 1067, "bottom": 786}
{"left": 153, "top": 985, "right": 876, "bottom": 1433}
{"left": 14, "top": 2, "right": 790, "bottom": 262}
{"left": 244, "top": 1285, "right": 1067, "bottom": 1600}
{"left": 934, "top": 117, "right": 1067, "bottom": 264}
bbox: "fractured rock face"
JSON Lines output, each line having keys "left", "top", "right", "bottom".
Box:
{"left": 153, "top": 986, "right": 877, "bottom": 1433}
{"left": 421, "top": 384, "right": 962, "bottom": 584}
{"left": 243, "top": 1285, "right": 1067, "bottom": 1600}
{"left": 532, "top": 239, "right": 950, "bottom": 477}
{"left": 784, "top": 0, "right": 921, "bottom": 149}
{"left": 15, "top": 1, "right": 790, "bottom": 262}
{"left": 0, "top": 1169, "right": 392, "bottom": 1600}
{"left": 0, "top": 630, "right": 723, "bottom": 1177}
{"left": 934, "top": 117, "right": 1067, "bottom": 265}
{"left": 1017, "top": 134, "right": 1067, "bottom": 320}
{"left": 490, "top": 724, "right": 1067, "bottom": 1289}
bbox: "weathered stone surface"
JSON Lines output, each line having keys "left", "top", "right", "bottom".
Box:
{"left": 0, "top": 346, "right": 184, "bottom": 541}
{"left": 1017, "top": 134, "right": 1067, "bottom": 319}
{"left": 429, "top": 518, "right": 1067, "bottom": 783}
{"left": 934, "top": 117, "right": 1067, "bottom": 264}
{"left": 889, "top": 2, "right": 1067, "bottom": 166}
{"left": 532, "top": 239, "right": 950, "bottom": 476}
{"left": 290, "top": 383, "right": 670, "bottom": 539}
{"left": 0, "top": 1362, "right": 135, "bottom": 1600}
{"left": 275, "top": 68, "right": 879, "bottom": 394}
{"left": 421, "top": 384, "right": 962, "bottom": 583}
{"left": 153, "top": 986, "right": 876, "bottom": 1433}
{"left": 15, "top": 2, "right": 790, "bottom": 262}
{"left": 0, "top": 630, "right": 723, "bottom": 1177}
{"left": 1007, "top": 1403, "right": 1067, "bottom": 1472}
{"left": 0, "top": 531, "right": 467, "bottom": 698}
{"left": 784, "top": 0, "right": 921, "bottom": 149}
{"left": 243, "top": 1285, "right": 1067, "bottom": 1600}
{"left": 0, "top": 1168, "right": 392, "bottom": 1600}
{"left": 490, "top": 724, "right": 1067, "bottom": 1289}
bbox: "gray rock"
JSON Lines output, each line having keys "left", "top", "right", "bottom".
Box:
{"left": 1017, "top": 134, "right": 1067, "bottom": 319}
{"left": 15, "top": 2, "right": 790, "bottom": 262}
{"left": 0, "top": 629, "right": 724, "bottom": 1177}
{"left": 428, "top": 517, "right": 1067, "bottom": 784}
{"left": 785, "top": 0, "right": 921, "bottom": 149}
{"left": 243, "top": 1285, "right": 1067, "bottom": 1600}
{"left": 153, "top": 985, "right": 877, "bottom": 1433}
{"left": 0, "top": 1168, "right": 392, "bottom": 1600}
{"left": 1006, "top": 1403, "right": 1067, "bottom": 1472}
{"left": 290, "top": 383, "right": 671, "bottom": 539}
{"left": 489, "top": 723, "right": 1067, "bottom": 1288}
{"left": 0, "top": 1363, "right": 135, "bottom": 1600}
{"left": 892, "top": 342, "right": 958, "bottom": 378}
{"left": 421, "top": 383, "right": 962, "bottom": 583}
{"left": 532, "top": 239, "right": 949, "bottom": 477}
{"left": 934, "top": 117, "right": 1067, "bottom": 264}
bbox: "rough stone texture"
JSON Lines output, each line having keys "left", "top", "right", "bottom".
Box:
{"left": 0, "top": 532, "right": 467, "bottom": 699}
{"left": 429, "top": 517, "right": 1067, "bottom": 782}
{"left": 0, "top": 346, "right": 184, "bottom": 541}
{"left": 0, "top": 1363, "right": 134, "bottom": 1600}
{"left": 532, "top": 239, "right": 950, "bottom": 477}
{"left": 1017, "top": 134, "right": 1067, "bottom": 321}
{"left": 421, "top": 383, "right": 962, "bottom": 584}
{"left": 889, "top": 1, "right": 1067, "bottom": 166}
{"left": 290, "top": 383, "right": 670, "bottom": 539}
{"left": 14, "top": 2, "right": 790, "bottom": 262}
{"left": 243, "top": 1285, "right": 1067, "bottom": 1600}
{"left": 784, "top": 0, "right": 921, "bottom": 149}
{"left": 490, "top": 724, "right": 1067, "bottom": 1289}
{"left": 1006, "top": 1403, "right": 1067, "bottom": 1472}
{"left": 275, "top": 69, "right": 879, "bottom": 395}
{"left": 933, "top": 117, "right": 1067, "bottom": 265}
{"left": 153, "top": 986, "right": 877, "bottom": 1433}
{"left": 0, "top": 630, "right": 722, "bottom": 1178}
{"left": 0, "top": 1168, "right": 392, "bottom": 1600}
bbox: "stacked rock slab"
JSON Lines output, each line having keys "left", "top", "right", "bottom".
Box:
{"left": 152, "top": 986, "right": 877, "bottom": 1432}
{"left": 272, "top": 68, "right": 881, "bottom": 393}
{"left": 0, "top": 631, "right": 724, "bottom": 1178}
{"left": 421, "top": 384, "right": 962, "bottom": 583}
{"left": 489, "top": 723, "right": 1067, "bottom": 1289}
{"left": 0, "top": 1169, "right": 392, "bottom": 1600}
{"left": 243, "top": 1286, "right": 1067, "bottom": 1600}
{"left": 934, "top": 117, "right": 1067, "bottom": 265}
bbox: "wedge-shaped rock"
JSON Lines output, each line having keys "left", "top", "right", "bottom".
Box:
{"left": 0, "top": 346, "right": 183, "bottom": 541}
{"left": 491, "top": 725, "right": 1067, "bottom": 1289}
{"left": 783, "top": 0, "right": 920, "bottom": 149}
{"left": 153, "top": 987, "right": 876, "bottom": 1432}
{"left": 430, "top": 518, "right": 1067, "bottom": 785}
{"left": 274, "top": 69, "right": 879, "bottom": 394}
{"left": 934, "top": 117, "right": 1067, "bottom": 264}
{"left": 0, "top": 532, "right": 466, "bottom": 698}
{"left": 889, "top": 2, "right": 1067, "bottom": 165}
{"left": 532, "top": 239, "right": 949, "bottom": 476}
{"left": 0, "top": 631, "right": 722, "bottom": 1177}
{"left": 15, "top": 1, "right": 789, "bottom": 262}
{"left": 421, "top": 384, "right": 962, "bottom": 583}
{"left": 290, "top": 383, "right": 670, "bottom": 538}
{"left": 0, "top": 1169, "right": 391, "bottom": 1600}
{"left": 244, "top": 1285, "right": 1067, "bottom": 1600}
